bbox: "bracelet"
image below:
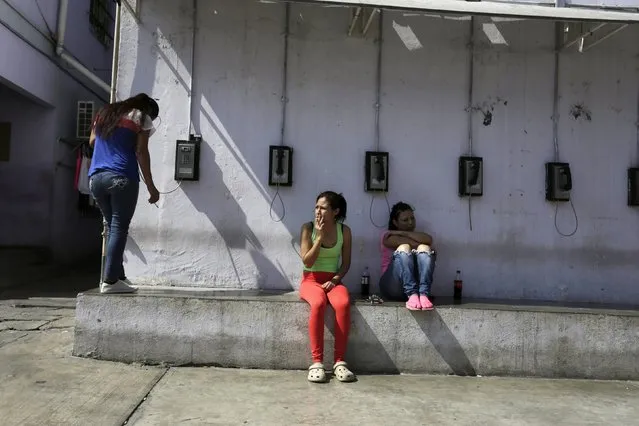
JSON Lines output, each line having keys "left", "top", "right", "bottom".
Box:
{"left": 331, "top": 276, "right": 340, "bottom": 284}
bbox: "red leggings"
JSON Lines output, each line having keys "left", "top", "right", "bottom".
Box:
{"left": 299, "top": 271, "right": 351, "bottom": 364}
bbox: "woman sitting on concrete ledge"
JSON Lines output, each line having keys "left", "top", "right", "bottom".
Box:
{"left": 379, "top": 202, "right": 436, "bottom": 311}
{"left": 299, "top": 191, "right": 356, "bottom": 383}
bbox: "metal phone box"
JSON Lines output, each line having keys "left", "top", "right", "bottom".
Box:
{"left": 545, "top": 162, "right": 572, "bottom": 202}
{"left": 628, "top": 168, "right": 639, "bottom": 206}
{"left": 364, "top": 151, "right": 390, "bottom": 193}
{"left": 458, "top": 156, "right": 483, "bottom": 197}
{"left": 268, "top": 145, "right": 293, "bottom": 186}
{"left": 175, "top": 135, "right": 201, "bottom": 181}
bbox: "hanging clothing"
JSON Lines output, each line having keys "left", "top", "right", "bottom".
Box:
{"left": 73, "top": 142, "right": 97, "bottom": 215}
{"left": 77, "top": 155, "right": 91, "bottom": 195}
{"left": 74, "top": 148, "right": 83, "bottom": 191}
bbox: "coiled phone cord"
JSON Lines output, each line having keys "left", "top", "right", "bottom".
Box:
{"left": 268, "top": 3, "right": 290, "bottom": 223}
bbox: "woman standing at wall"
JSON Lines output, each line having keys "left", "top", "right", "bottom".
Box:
{"left": 89, "top": 93, "right": 160, "bottom": 294}
{"left": 379, "top": 202, "right": 436, "bottom": 311}
{"left": 299, "top": 191, "right": 356, "bottom": 383}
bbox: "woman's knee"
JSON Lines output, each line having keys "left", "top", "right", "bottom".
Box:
{"left": 332, "top": 297, "right": 351, "bottom": 312}
{"left": 416, "top": 244, "right": 432, "bottom": 253}
{"left": 308, "top": 297, "right": 328, "bottom": 314}
{"left": 329, "top": 287, "right": 351, "bottom": 311}
{"left": 395, "top": 244, "right": 412, "bottom": 253}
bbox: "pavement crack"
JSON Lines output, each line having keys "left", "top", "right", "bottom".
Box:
{"left": 0, "top": 332, "right": 28, "bottom": 348}
{"left": 121, "top": 367, "right": 170, "bottom": 425}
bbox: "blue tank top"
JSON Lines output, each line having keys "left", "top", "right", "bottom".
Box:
{"left": 89, "top": 109, "right": 151, "bottom": 181}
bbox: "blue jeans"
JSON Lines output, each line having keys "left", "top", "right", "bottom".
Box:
{"left": 379, "top": 250, "right": 436, "bottom": 301}
{"left": 89, "top": 171, "right": 139, "bottom": 283}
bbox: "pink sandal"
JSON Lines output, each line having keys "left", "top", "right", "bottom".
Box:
{"left": 406, "top": 294, "right": 421, "bottom": 311}
{"left": 419, "top": 294, "right": 434, "bottom": 311}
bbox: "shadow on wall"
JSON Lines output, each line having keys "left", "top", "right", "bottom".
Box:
{"left": 124, "top": 236, "right": 147, "bottom": 265}
{"left": 130, "top": 1, "right": 384, "bottom": 291}
{"left": 120, "top": 18, "right": 155, "bottom": 269}
{"left": 190, "top": 64, "right": 312, "bottom": 291}
{"left": 411, "top": 310, "right": 476, "bottom": 376}
{"left": 346, "top": 307, "right": 400, "bottom": 374}
{"left": 181, "top": 141, "right": 292, "bottom": 290}
{"left": 345, "top": 306, "right": 475, "bottom": 375}
{"left": 123, "top": 4, "right": 292, "bottom": 289}
{"left": 130, "top": 22, "right": 157, "bottom": 100}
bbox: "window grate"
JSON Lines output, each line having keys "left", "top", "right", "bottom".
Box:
{"left": 90, "top": 0, "right": 114, "bottom": 48}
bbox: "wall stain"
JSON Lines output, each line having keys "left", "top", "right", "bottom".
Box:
{"left": 468, "top": 96, "right": 508, "bottom": 126}
{"left": 569, "top": 103, "right": 592, "bottom": 121}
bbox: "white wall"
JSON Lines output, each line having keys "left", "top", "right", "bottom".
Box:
{"left": 0, "top": 0, "right": 113, "bottom": 104}
{"left": 65, "top": 0, "right": 116, "bottom": 84}
{"left": 492, "top": 0, "right": 639, "bottom": 6}
{"left": 3, "top": 0, "right": 58, "bottom": 32}
{"left": 0, "top": 84, "right": 54, "bottom": 246}
{"left": 0, "top": 0, "right": 109, "bottom": 262}
{"left": 3, "top": 0, "right": 115, "bottom": 77}
{"left": 117, "top": 0, "right": 639, "bottom": 304}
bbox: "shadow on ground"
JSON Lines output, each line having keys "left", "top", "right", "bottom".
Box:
{"left": 0, "top": 249, "right": 100, "bottom": 301}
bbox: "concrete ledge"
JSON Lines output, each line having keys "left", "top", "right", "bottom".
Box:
{"left": 73, "top": 288, "right": 639, "bottom": 380}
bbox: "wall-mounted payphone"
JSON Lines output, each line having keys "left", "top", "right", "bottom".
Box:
{"left": 628, "top": 168, "right": 639, "bottom": 206}
{"left": 268, "top": 145, "right": 293, "bottom": 186}
{"left": 458, "top": 156, "right": 483, "bottom": 197}
{"left": 365, "top": 151, "right": 389, "bottom": 192}
{"left": 545, "top": 162, "right": 572, "bottom": 202}
{"left": 174, "top": 135, "right": 201, "bottom": 181}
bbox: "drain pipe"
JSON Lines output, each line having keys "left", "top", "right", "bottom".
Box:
{"left": 56, "top": 0, "right": 110, "bottom": 94}
{"left": 97, "top": 0, "right": 122, "bottom": 286}
{"left": 110, "top": 1, "right": 121, "bottom": 103}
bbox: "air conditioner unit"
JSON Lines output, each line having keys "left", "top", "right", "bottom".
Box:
{"left": 76, "top": 101, "right": 95, "bottom": 140}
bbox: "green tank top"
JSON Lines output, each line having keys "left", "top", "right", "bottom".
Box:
{"left": 303, "top": 222, "right": 343, "bottom": 273}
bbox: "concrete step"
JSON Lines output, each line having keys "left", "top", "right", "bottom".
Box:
{"left": 72, "top": 289, "right": 639, "bottom": 380}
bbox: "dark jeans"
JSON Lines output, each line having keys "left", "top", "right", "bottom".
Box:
{"left": 379, "top": 250, "right": 436, "bottom": 301}
{"left": 89, "top": 171, "right": 139, "bottom": 283}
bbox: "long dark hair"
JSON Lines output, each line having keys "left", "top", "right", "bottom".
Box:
{"left": 94, "top": 93, "right": 159, "bottom": 139}
{"left": 388, "top": 201, "right": 413, "bottom": 230}
{"left": 317, "top": 191, "right": 347, "bottom": 222}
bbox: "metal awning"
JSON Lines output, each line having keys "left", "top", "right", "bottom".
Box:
{"left": 293, "top": 0, "right": 639, "bottom": 22}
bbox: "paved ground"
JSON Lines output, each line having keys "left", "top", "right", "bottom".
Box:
{"left": 1, "top": 268, "right": 638, "bottom": 426}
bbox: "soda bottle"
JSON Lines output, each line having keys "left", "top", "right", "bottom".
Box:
{"left": 453, "top": 270, "right": 463, "bottom": 301}
{"left": 360, "top": 266, "right": 370, "bottom": 298}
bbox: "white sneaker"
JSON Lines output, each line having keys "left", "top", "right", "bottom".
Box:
{"left": 100, "top": 280, "right": 138, "bottom": 294}
{"left": 121, "top": 278, "right": 135, "bottom": 287}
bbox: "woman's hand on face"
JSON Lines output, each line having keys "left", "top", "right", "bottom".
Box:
{"left": 314, "top": 216, "right": 326, "bottom": 241}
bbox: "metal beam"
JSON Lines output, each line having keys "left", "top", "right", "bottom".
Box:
{"left": 348, "top": 7, "right": 362, "bottom": 35}
{"left": 562, "top": 21, "right": 629, "bottom": 51}
{"left": 362, "top": 7, "right": 379, "bottom": 35}
{"left": 562, "top": 22, "right": 602, "bottom": 49}
{"left": 578, "top": 23, "right": 628, "bottom": 51}
{"left": 294, "top": 0, "right": 639, "bottom": 22}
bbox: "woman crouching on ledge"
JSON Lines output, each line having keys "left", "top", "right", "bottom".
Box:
{"left": 299, "top": 191, "right": 356, "bottom": 383}
{"left": 379, "top": 202, "right": 436, "bottom": 311}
